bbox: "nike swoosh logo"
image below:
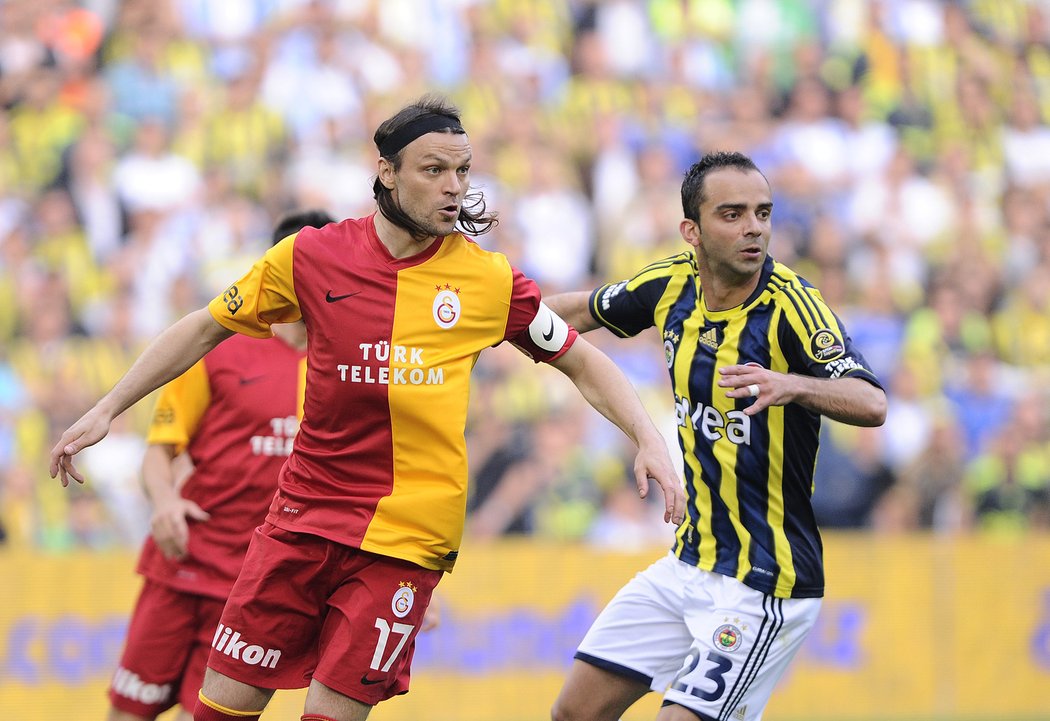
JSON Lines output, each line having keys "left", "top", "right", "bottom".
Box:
{"left": 541, "top": 317, "right": 555, "bottom": 342}
{"left": 360, "top": 674, "right": 385, "bottom": 686}
{"left": 239, "top": 376, "right": 265, "bottom": 386}
{"left": 326, "top": 290, "right": 361, "bottom": 303}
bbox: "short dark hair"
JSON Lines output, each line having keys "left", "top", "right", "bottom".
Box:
{"left": 681, "top": 151, "right": 763, "bottom": 223}
{"left": 271, "top": 209, "right": 335, "bottom": 245}
{"left": 372, "top": 94, "right": 497, "bottom": 240}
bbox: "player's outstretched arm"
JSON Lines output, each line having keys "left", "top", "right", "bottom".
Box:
{"left": 543, "top": 291, "right": 599, "bottom": 333}
{"left": 49, "top": 309, "right": 234, "bottom": 486}
{"left": 549, "top": 336, "right": 685, "bottom": 525}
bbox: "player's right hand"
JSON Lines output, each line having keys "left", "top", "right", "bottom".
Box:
{"left": 151, "top": 498, "right": 211, "bottom": 560}
{"left": 48, "top": 407, "right": 114, "bottom": 487}
{"left": 632, "top": 438, "right": 686, "bottom": 526}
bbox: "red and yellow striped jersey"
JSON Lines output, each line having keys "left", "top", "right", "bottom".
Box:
{"left": 207, "top": 215, "right": 576, "bottom": 572}
{"left": 137, "top": 333, "right": 307, "bottom": 598}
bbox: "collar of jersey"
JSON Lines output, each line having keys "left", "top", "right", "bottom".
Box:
{"left": 366, "top": 213, "right": 449, "bottom": 268}
{"left": 697, "top": 255, "right": 775, "bottom": 321}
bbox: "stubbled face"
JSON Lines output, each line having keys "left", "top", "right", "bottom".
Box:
{"left": 379, "top": 131, "right": 472, "bottom": 239}
{"left": 682, "top": 167, "right": 772, "bottom": 282}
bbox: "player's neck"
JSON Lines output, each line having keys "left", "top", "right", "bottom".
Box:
{"left": 697, "top": 270, "right": 760, "bottom": 312}
{"left": 374, "top": 212, "right": 438, "bottom": 259}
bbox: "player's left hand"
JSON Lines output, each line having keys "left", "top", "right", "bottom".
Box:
{"left": 717, "top": 365, "right": 795, "bottom": 416}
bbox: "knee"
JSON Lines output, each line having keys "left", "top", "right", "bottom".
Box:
{"left": 550, "top": 697, "right": 582, "bottom": 721}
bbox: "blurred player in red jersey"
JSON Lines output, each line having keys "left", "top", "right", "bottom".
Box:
{"left": 106, "top": 210, "right": 333, "bottom": 721}
{"left": 52, "top": 95, "right": 686, "bottom": 721}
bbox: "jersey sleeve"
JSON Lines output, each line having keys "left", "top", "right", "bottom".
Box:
{"left": 504, "top": 267, "right": 578, "bottom": 363}
{"left": 587, "top": 268, "right": 670, "bottom": 338}
{"left": 777, "top": 284, "right": 883, "bottom": 388}
{"left": 207, "top": 234, "right": 302, "bottom": 338}
{"left": 145, "top": 359, "right": 211, "bottom": 453}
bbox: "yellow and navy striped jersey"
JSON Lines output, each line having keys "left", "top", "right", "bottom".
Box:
{"left": 589, "top": 253, "right": 882, "bottom": 599}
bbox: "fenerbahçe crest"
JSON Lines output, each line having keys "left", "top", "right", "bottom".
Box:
{"left": 713, "top": 623, "right": 743, "bottom": 652}
{"left": 663, "top": 329, "right": 680, "bottom": 368}
{"left": 433, "top": 283, "right": 461, "bottom": 329}
{"left": 392, "top": 581, "right": 418, "bottom": 618}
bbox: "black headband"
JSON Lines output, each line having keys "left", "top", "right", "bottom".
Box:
{"left": 377, "top": 114, "right": 465, "bottom": 158}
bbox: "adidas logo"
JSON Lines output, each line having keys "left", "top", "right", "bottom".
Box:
{"left": 733, "top": 705, "right": 747, "bottom": 720}
{"left": 699, "top": 328, "right": 719, "bottom": 350}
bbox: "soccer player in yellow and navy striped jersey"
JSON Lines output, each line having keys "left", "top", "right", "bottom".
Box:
{"left": 549, "top": 151, "right": 886, "bottom": 721}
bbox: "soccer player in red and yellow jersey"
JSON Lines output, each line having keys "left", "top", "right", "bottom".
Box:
{"left": 107, "top": 211, "right": 333, "bottom": 721}
{"left": 51, "top": 95, "right": 686, "bottom": 721}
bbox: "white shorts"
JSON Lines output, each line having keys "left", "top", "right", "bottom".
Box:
{"left": 575, "top": 553, "right": 821, "bottom": 721}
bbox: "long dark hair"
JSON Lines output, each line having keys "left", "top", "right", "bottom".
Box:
{"left": 372, "top": 94, "right": 498, "bottom": 240}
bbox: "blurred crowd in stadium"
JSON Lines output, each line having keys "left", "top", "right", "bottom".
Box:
{"left": 1, "top": 0, "right": 1049, "bottom": 552}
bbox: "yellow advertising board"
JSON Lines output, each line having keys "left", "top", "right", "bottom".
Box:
{"left": 2, "top": 535, "right": 1048, "bottom": 721}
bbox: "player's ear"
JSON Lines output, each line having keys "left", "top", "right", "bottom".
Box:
{"left": 377, "top": 157, "right": 397, "bottom": 190}
{"left": 680, "top": 218, "right": 701, "bottom": 249}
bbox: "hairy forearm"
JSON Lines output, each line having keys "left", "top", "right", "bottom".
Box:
{"left": 548, "top": 335, "right": 685, "bottom": 525}
{"left": 544, "top": 292, "right": 600, "bottom": 333}
{"left": 551, "top": 338, "right": 662, "bottom": 447}
{"left": 98, "top": 309, "right": 233, "bottom": 421}
{"left": 789, "top": 375, "right": 887, "bottom": 427}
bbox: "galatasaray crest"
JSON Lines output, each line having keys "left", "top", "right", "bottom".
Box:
{"left": 392, "top": 581, "right": 418, "bottom": 618}
{"left": 432, "top": 284, "right": 461, "bottom": 329}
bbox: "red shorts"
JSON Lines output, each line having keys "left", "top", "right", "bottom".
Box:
{"left": 207, "top": 522, "right": 442, "bottom": 705}
{"left": 109, "top": 579, "right": 225, "bottom": 716}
